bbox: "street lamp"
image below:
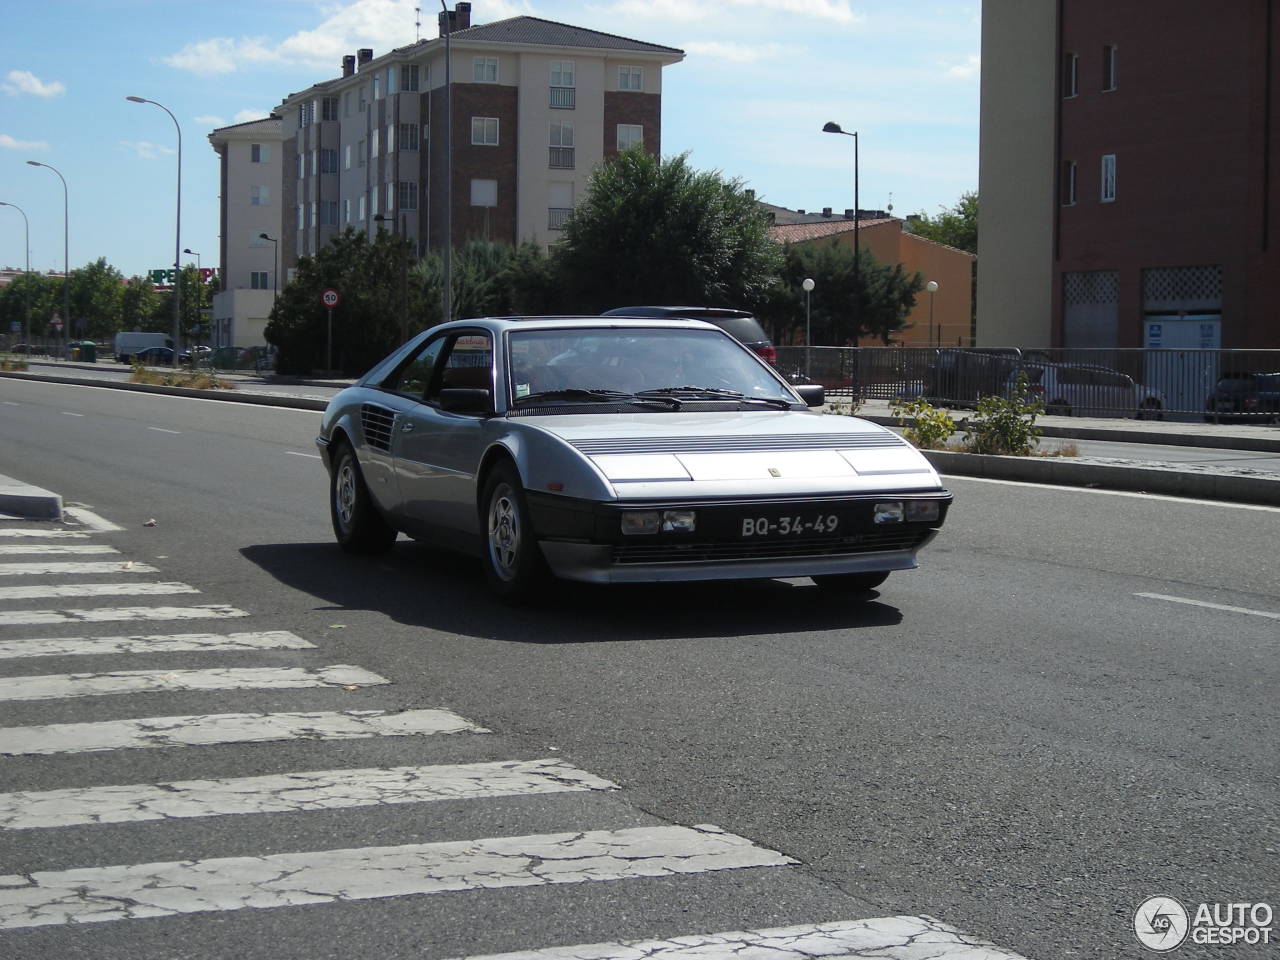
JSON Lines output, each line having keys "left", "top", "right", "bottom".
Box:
{"left": 925, "top": 280, "right": 939, "bottom": 346}
{"left": 25, "top": 160, "right": 70, "bottom": 352}
{"left": 127, "top": 96, "right": 182, "bottom": 368}
{"left": 821, "top": 122, "right": 860, "bottom": 285}
{"left": 183, "top": 247, "right": 200, "bottom": 271}
{"left": 259, "top": 234, "right": 279, "bottom": 302}
{"left": 802, "top": 277, "right": 815, "bottom": 376}
{"left": 0, "top": 201, "right": 31, "bottom": 348}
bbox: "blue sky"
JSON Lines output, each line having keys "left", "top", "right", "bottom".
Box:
{"left": 0, "top": 0, "right": 980, "bottom": 280}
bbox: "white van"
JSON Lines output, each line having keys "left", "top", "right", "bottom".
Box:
{"left": 114, "top": 332, "right": 172, "bottom": 363}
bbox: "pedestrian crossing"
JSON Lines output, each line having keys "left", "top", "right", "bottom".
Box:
{"left": 0, "top": 507, "right": 1033, "bottom": 959}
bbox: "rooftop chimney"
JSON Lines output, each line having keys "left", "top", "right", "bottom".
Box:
{"left": 342, "top": 55, "right": 356, "bottom": 77}
{"left": 844, "top": 209, "right": 854, "bottom": 219}
{"left": 357, "top": 48, "right": 374, "bottom": 67}
{"left": 796, "top": 209, "right": 805, "bottom": 215}
{"left": 822, "top": 207, "right": 832, "bottom": 218}
{"left": 456, "top": 2, "right": 471, "bottom": 29}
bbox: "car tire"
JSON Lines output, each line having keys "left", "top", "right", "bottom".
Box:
{"left": 811, "top": 570, "right": 890, "bottom": 593}
{"left": 480, "top": 462, "right": 548, "bottom": 603}
{"left": 330, "top": 442, "right": 396, "bottom": 554}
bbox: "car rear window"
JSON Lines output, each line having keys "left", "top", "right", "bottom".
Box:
{"left": 705, "top": 316, "right": 769, "bottom": 344}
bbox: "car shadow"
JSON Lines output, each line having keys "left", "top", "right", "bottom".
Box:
{"left": 240, "top": 540, "right": 904, "bottom": 643}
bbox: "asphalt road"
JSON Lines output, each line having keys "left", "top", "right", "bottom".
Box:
{"left": 0, "top": 376, "right": 1276, "bottom": 960}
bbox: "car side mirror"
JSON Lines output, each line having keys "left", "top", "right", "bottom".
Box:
{"left": 793, "top": 384, "right": 825, "bottom": 407}
{"left": 438, "top": 387, "right": 493, "bottom": 415}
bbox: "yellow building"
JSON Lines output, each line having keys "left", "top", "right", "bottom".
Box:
{"left": 768, "top": 218, "right": 974, "bottom": 347}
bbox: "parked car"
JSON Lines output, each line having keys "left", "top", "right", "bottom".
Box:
{"left": 317, "top": 316, "right": 952, "bottom": 602}
{"left": 1205, "top": 371, "right": 1280, "bottom": 423}
{"left": 1007, "top": 362, "right": 1165, "bottom": 419}
{"left": 132, "top": 346, "right": 192, "bottom": 367}
{"left": 924, "top": 348, "right": 1023, "bottom": 407}
{"left": 114, "top": 331, "right": 173, "bottom": 363}
{"left": 601, "top": 306, "right": 777, "bottom": 365}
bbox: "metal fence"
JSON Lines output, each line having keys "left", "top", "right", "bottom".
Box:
{"left": 776, "top": 345, "right": 1280, "bottom": 422}
{"left": 1, "top": 336, "right": 275, "bottom": 373}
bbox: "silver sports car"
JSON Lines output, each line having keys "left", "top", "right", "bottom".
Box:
{"left": 317, "top": 316, "right": 952, "bottom": 601}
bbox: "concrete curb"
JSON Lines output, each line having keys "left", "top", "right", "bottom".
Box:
{"left": 0, "top": 370, "right": 327, "bottom": 411}
{"left": 0, "top": 475, "right": 62, "bottom": 520}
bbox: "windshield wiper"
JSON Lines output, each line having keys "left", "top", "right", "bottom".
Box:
{"left": 513, "top": 388, "right": 678, "bottom": 409}
{"left": 637, "top": 386, "right": 794, "bottom": 409}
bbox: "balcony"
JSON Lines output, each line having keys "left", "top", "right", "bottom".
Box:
{"left": 549, "top": 147, "right": 575, "bottom": 169}
{"left": 549, "top": 86, "right": 575, "bottom": 109}
{"left": 548, "top": 207, "right": 571, "bottom": 230}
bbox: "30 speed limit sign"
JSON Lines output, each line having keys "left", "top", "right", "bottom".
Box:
{"left": 321, "top": 289, "right": 340, "bottom": 308}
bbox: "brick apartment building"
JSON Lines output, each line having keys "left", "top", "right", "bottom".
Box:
{"left": 978, "top": 0, "right": 1279, "bottom": 351}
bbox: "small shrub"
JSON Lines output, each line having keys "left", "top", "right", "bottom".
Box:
{"left": 961, "top": 374, "right": 1043, "bottom": 455}
{"left": 130, "top": 363, "right": 235, "bottom": 391}
{"left": 0, "top": 357, "right": 29, "bottom": 371}
{"left": 889, "top": 396, "right": 956, "bottom": 449}
{"left": 827, "top": 395, "right": 863, "bottom": 417}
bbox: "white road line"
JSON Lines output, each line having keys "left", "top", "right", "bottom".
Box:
{"left": 62, "top": 506, "right": 124, "bottom": 532}
{"left": 0, "top": 758, "right": 618, "bottom": 830}
{"left": 0, "top": 560, "right": 158, "bottom": 576}
{"left": 59, "top": 411, "right": 84, "bottom": 417}
{"left": 0, "top": 630, "right": 313, "bottom": 661}
{"left": 951, "top": 474, "right": 1280, "bottom": 513}
{"left": 0, "top": 545, "right": 118, "bottom": 556}
{"left": 0, "top": 824, "right": 789, "bottom": 930}
{"left": 0, "top": 581, "right": 197, "bottom": 601}
{"left": 0, "top": 664, "right": 388, "bottom": 702}
{"left": 0, "top": 708, "right": 487, "bottom": 756}
{"left": 0, "top": 604, "right": 248, "bottom": 627}
{"left": 445, "top": 917, "right": 1033, "bottom": 960}
{"left": 0, "top": 529, "right": 89, "bottom": 540}
{"left": 285, "top": 451, "right": 322, "bottom": 459}
{"left": 1136, "top": 592, "right": 1280, "bottom": 622}
{"left": 147, "top": 427, "right": 181, "bottom": 434}
{"left": 2, "top": 401, "right": 17, "bottom": 406}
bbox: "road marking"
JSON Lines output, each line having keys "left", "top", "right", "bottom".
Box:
{"left": 0, "top": 604, "right": 247, "bottom": 627}
{"left": 0, "top": 708, "right": 487, "bottom": 756}
{"left": 147, "top": 427, "right": 181, "bottom": 434}
{"left": 286, "top": 451, "right": 322, "bottom": 459}
{"left": 0, "top": 758, "right": 617, "bottom": 830}
{"left": 0, "top": 630, "right": 313, "bottom": 660}
{"left": 0, "top": 581, "right": 198, "bottom": 601}
{"left": 0, "top": 529, "right": 89, "bottom": 540}
{"left": 950, "top": 475, "right": 1280, "bottom": 513}
{"left": 1136, "top": 592, "right": 1280, "bottom": 621}
{"left": 444, "top": 917, "right": 1033, "bottom": 960}
{"left": 62, "top": 506, "right": 123, "bottom": 532}
{"left": 0, "top": 544, "right": 118, "bottom": 556}
{"left": 0, "top": 560, "right": 158, "bottom": 576}
{"left": 0, "top": 664, "right": 389, "bottom": 702}
{"left": 59, "top": 411, "right": 84, "bottom": 417}
{"left": 0, "top": 824, "right": 789, "bottom": 930}
{"left": 1, "top": 401, "right": 17, "bottom": 406}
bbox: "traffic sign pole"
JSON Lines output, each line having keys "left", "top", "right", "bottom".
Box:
{"left": 320, "top": 290, "right": 340, "bottom": 373}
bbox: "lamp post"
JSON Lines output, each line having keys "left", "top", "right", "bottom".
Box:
{"left": 821, "top": 122, "right": 859, "bottom": 320}
{"left": 25, "top": 160, "right": 70, "bottom": 353}
{"left": 259, "top": 234, "right": 279, "bottom": 302}
{"left": 183, "top": 247, "right": 200, "bottom": 271}
{"left": 802, "top": 277, "right": 815, "bottom": 377}
{"left": 126, "top": 96, "right": 182, "bottom": 368}
{"left": 925, "top": 280, "right": 939, "bottom": 346}
{"left": 0, "top": 201, "right": 31, "bottom": 349}
{"left": 440, "top": 0, "right": 453, "bottom": 324}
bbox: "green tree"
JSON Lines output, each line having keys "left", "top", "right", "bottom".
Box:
{"left": 0, "top": 272, "right": 55, "bottom": 338}
{"left": 555, "top": 149, "right": 782, "bottom": 312}
{"left": 120, "top": 276, "right": 162, "bottom": 333}
{"left": 68, "top": 257, "right": 125, "bottom": 340}
{"left": 905, "top": 190, "right": 977, "bottom": 253}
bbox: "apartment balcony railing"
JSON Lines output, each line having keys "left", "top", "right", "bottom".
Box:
{"left": 549, "top": 86, "right": 575, "bottom": 109}
{"left": 549, "top": 147, "right": 575, "bottom": 169}
{"left": 548, "top": 207, "right": 571, "bottom": 230}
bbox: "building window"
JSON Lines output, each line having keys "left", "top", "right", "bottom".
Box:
{"left": 1101, "top": 154, "right": 1116, "bottom": 202}
{"left": 549, "top": 121, "right": 574, "bottom": 169}
{"left": 250, "top": 271, "right": 269, "bottom": 290}
{"left": 399, "top": 123, "right": 420, "bottom": 151}
{"left": 321, "top": 200, "right": 338, "bottom": 226}
{"left": 619, "top": 65, "right": 643, "bottom": 91}
{"left": 399, "top": 181, "right": 419, "bottom": 211}
{"left": 386, "top": 182, "right": 395, "bottom": 211}
{"left": 322, "top": 96, "right": 339, "bottom": 121}
{"left": 401, "top": 64, "right": 420, "bottom": 91}
{"left": 310, "top": 149, "right": 317, "bottom": 176}
{"left": 250, "top": 185, "right": 270, "bottom": 206}
{"left": 371, "top": 129, "right": 379, "bottom": 158}
{"left": 358, "top": 139, "right": 366, "bottom": 166}
{"left": 617, "top": 124, "right": 643, "bottom": 152}
{"left": 358, "top": 195, "right": 366, "bottom": 220}
{"left": 550, "top": 60, "right": 575, "bottom": 108}
{"left": 344, "top": 198, "right": 351, "bottom": 223}
{"left": 1061, "top": 160, "right": 1077, "bottom": 205}
{"left": 249, "top": 232, "right": 268, "bottom": 248}
{"left": 387, "top": 67, "right": 397, "bottom": 95}
{"left": 371, "top": 186, "right": 379, "bottom": 216}
{"left": 373, "top": 75, "right": 382, "bottom": 100}
{"left": 471, "top": 178, "right": 497, "bottom": 207}
{"left": 297, "top": 205, "right": 305, "bottom": 229}
{"left": 471, "top": 116, "right": 499, "bottom": 145}
{"left": 1063, "top": 52, "right": 1078, "bottom": 98}
{"left": 1103, "top": 44, "right": 1118, "bottom": 91}
{"left": 344, "top": 144, "right": 352, "bottom": 169}
{"left": 386, "top": 124, "right": 395, "bottom": 153}
{"left": 299, "top": 101, "right": 314, "bottom": 127}
{"left": 310, "top": 201, "right": 317, "bottom": 227}
{"left": 548, "top": 182, "right": 573, "bottom": 230}
{"left": 320, "top": 148, "right": 338, "bottom": 174}
{"left": 250, "top": 143, "right": 269, "bottom": 163}
{"left": 473, "top": 57, "right": 498, "bottom": 82}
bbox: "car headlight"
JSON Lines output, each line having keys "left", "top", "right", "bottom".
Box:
{"left": 661, "top": 510, "right": 696, "bottom": 533}
{"left": 873, "top": 502, "right": 904, "bottom": 524}
{"left": 906, "top": 501, "right": 940, "bottom": 523}
{"left": 621, "top": 510, "right": 697, "bottom": 535}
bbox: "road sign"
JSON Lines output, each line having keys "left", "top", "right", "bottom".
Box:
{"left": 321, "top": 289, "right": 340, "bottom": 308}
{"left": 50, "top": 318, "right": 63, "bottom": 331}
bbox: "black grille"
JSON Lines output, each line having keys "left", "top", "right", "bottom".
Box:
{"left": 573, "top": 433, "right": 906, "bottom": 456}
{"left": 611, "top": 528, "right": 932, "bottom": 565}
{"left": 360, "top": 404, "right": 395, "bottom": 452}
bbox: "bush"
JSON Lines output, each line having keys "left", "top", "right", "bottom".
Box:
{"left": 889, "top": 396, "right": 955, "bottom": 449}
{"left": 961, "top": 375, "right": 1043, "bottom": 455}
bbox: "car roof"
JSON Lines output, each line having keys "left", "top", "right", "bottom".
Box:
{"left": 601, "top": 306, "right": 756, "bottom": 319}
{"left": 434, "top": 315, "right": 723, "bottom": 334}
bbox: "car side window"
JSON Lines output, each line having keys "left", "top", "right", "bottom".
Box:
{"left": 429, "top": 332, "right": 494, "bottom": 401}
{"left": 385, "top": 336, "right": 446, "bottom": 398}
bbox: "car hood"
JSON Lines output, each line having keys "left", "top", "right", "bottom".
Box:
{"left": 520, "top": 410, "right": 940, "bottom": 492}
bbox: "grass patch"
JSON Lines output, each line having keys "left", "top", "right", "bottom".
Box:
{"left": 0, "top": 357, "right": 29, "bottom": 371}
{"left": 129, "top": 363, "right": 235, "bottom": 390}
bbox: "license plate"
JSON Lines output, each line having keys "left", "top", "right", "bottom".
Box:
{"left": 740, "top": 513, "right": 840, "bottom": 538}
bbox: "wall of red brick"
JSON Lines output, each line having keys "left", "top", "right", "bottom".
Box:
{"left": 603, "top": 92, "right": 662, "bottom": 160}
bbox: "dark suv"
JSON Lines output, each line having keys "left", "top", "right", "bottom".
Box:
{"left": 1206, "top": 372, "right": 1280, "bottom": 423}
{"left": 601, "top": 306, "right": 776, "bottom": 364}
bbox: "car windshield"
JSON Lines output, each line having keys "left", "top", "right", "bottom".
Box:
{"left": 507, "top": 327, "right": 794, "bottom": 407}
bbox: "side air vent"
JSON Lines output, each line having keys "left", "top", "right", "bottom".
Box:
{"left": 360, "top": 404, "right": 395, "bottom": 452}
{"left": 571, "top": 434, "right": 907, "bottom": 456}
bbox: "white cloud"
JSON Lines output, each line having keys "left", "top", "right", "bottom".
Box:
{"left": 233, "top": 109, "right": 272, "bottom": 124}
{"left": 2, "top": 70, "right": 66, "bottom": 98}
{"left": 946, "top": 53, "right": 980, "bottom": 79}
{"left": 600, "top": 0, "right": 861, "bottom": 25}
{"left": 163, "top": 37, "right": 278, "bottom": 76}
{"left": 193, "top": 115, "right": 226, "bottom": 126}
{"left": 0, "top": 133, "right": 50, "bottom": 151}
{"left": 118, "top": 140, "right": 177, "bottom": 161}
{"left": 683, "top": 41, "right": 799, "bottom": 64}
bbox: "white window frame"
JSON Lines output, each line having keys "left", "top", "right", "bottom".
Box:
{"left": 401, "top": 64, "right": 420, "bottom": 92}
{"left": 1061, "top": 160, "right": 1077, "bottom": 206}
{"left": 250, "top": 143, "right": 268, "bottom": 163}
{"left": 1103, "top": 44, "right": 1118, "bottom": 91}
{"left": 473, "top": 57, "right": 498, "bottom": 82}
{"left": 387, "top": 123, "right": 395, "bottom": 153}
{"left": 471, "top": 116, "right": 499, "bottom": 145}
{"left": 1100, "top": 154, "right": 1116, "bottom": 202}
{"left": 250, "top": 185, "right": 270, "bottom": 206}
{"left": 344, "top": 197, "right": 351, "bottom": 223}
{"left": 617, "top": 124, "right": 643, "bottom": 152}
{"left": 371, "top": 129, "right": 379, "bottom": 159}
{"left": 387, "top": 66, "right": 397, "bottom": 95}
{"left": 619, "top": 65, "right": 643, "bottom": 91}
{"left": 1063, "top": 53, "right": 1078, "bottom": 98}
{"left": 358, "top": 195, "right": 366, "bottom": 220}
{"left": 399, "top": 180, "right": 419, "bottom": 211}
{"left": 399, "top": 123, "right": 420, "bottom": 151}
{"left": 550, "top": 60, "right": 575, "bottom": 87}
{"left": 344, "top": 144, "right": 352, "bottom": 170}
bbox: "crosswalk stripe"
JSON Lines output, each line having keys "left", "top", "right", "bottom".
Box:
{"left": 441, "top": 917, "right": 1033, "bottom": 960}
{"left": 0, "top": 630, "right": 313, "bottom": 660}
{"left": 0, "top": 581, "right": 198, "bottom": 601}
{"left": 0, "top": 824, "right": 791, "bottom": 930}
{"left": 0, "top": 529, "right": 90, "bottom": 539}
{"left": 0, "top": 560, "right": 159, "bottom": 576}
{"left": 0, "top": 545, "right": 119, "bottom": 556}
{"left": 0, "top": 604, "right": 248, "bottom": 627}
{"left": 0, "top": 708, "right": 487, "bottom": 756}
{"left": 0, "top": 758, "right": 618, "bottom": 830}
{"left": 0, "top": 664, "right": 389, "bottom": 702}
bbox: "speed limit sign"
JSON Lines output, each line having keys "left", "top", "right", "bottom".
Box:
{"left": 321, "top": 289, "right": 340, "bottom": 308}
